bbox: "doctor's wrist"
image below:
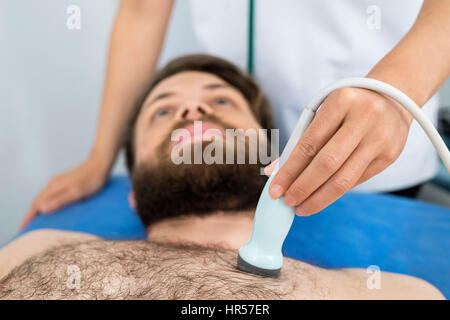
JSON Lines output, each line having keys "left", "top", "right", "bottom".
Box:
{"left": 87, "top": 148, "right": 115, "bottom": 178}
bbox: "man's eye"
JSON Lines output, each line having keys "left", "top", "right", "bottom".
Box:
{"left": 153, "top": 108, "right": 173, "bottom": 121}
{"left": 212, "top": 97, "right": 234, "bottom": 106}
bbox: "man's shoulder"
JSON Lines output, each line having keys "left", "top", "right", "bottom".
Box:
{"left": 0, "top": 229, "right": 99, "bottom": 280}
{"left": 379, "top": 271, "right": 445, "bottom": 300}
{"left": 340, "top": 268, "right": 445, "bottom": 300}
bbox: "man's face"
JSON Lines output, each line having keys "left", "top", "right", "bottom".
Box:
{"left": 133, "top": 71, "right": 263, "bottom": 167}
{"left": 130, "top": 71, "right": 268, "bottom": 228}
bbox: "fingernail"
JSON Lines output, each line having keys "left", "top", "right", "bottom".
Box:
{"left": 284, "top": 194, "right": 297, "bottom": 206}
{"left": 295, "top": 206, "right": 308, "bottom": 216}
{"left": 265, "top": 161, "right": 276, "bottom": 174}
{"left": 269, "top": 184, "right": 284, "bottom": 198}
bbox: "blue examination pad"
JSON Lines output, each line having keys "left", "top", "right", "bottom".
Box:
{"left": 17, "top": 176, "right": 450, "bottom": 298}
{"left": 17, "top": 176, "right": 147, "bottom": 241}
{"left": 283, "top": 193, "right": 450, "bottom": 299}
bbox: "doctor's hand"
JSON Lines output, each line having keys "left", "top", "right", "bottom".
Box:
{"left": 264, "top": 87, "right": 414, "bottom": 216}
{"left": 19, "top": 156, "right": 110, "bottom": 230}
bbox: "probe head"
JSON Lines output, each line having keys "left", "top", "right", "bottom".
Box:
{"left": 237, "top": 253, "right": 280, "bottom": 278}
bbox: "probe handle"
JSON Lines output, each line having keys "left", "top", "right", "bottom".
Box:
{"left": 238, "top": 108, "right": 315, "bottom": 271}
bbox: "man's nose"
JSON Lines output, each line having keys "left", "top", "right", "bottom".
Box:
{"left": 174, "top": 101, "right": 214, "bottom": 121}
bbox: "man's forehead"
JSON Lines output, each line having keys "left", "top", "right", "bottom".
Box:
{"left": 147, "top": 71, "right": 230, "bottom": 100}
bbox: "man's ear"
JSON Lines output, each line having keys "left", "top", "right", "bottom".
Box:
{"left": 128, "top": 191, "right": 137, "bottom": 210}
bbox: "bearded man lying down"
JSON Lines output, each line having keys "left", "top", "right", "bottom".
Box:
{"left": 0, "top": 55, "right": 443, "bottom": 300}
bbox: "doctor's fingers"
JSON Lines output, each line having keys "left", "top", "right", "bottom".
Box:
{"left": 30, "top": 177, "right": 74, "bottom": 215}
{"left": 19, "top": 186, "right": 59, "bottom": 230}
{"left": 39, "top": 189, "right": 82, "bottom": 215}
{"left": 268, "top": 95, "right": 348, "bottom": 199}
{"left": 293, "top": 138, "right": 378, "bottom": 216}
{"left": 281, "top": 112, "right": 371, "bottom": 208}
{"left": 355, "top": 147, "right": 402, "bottom": 187}
{"left": 37, "top": 184, "right": 84, "bottom": 214}
{"left": 264, "top": 157, "right": 279, "bottom": 176}
{"left": 19, "top": 204, "right": 39, "bottom": 230}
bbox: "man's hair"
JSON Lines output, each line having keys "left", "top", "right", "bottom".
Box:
{"left": 123, "top": 54, "right": 274, "bottom": 173}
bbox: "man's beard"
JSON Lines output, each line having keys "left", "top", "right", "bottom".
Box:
{"left": 131, "top": 115, "right": 269, "bottom": 228}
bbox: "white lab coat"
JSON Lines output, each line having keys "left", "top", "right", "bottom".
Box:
{"left": 188, "top": 0, "right": 439, "bottom": 192}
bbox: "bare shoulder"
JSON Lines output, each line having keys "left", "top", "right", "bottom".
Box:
{"left": 340, "top": 268, "right": 445, "bottom": 300}
{"left": 379, "top": 271, "right": 445, "bottom": 300}
{"left": 0, "top": 229, "right": 99, "bottom": 280}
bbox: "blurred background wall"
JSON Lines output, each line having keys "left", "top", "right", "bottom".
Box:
{"left": 0, "top": 0, "right": 449, "bottom": 246}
